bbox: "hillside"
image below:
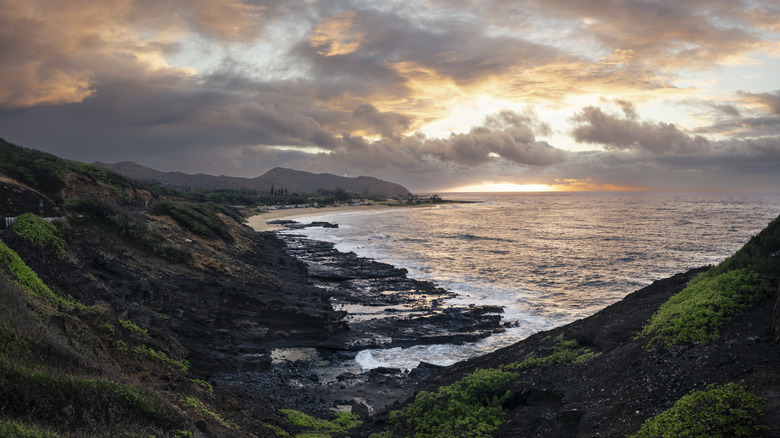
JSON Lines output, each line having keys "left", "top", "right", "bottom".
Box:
{"left": 0, "top": 139, "right": 350, "bottom": 436}
{"left": 2, "top": 136, "right": 780, "bottom": 437}
{"left": 94, "top": 161, "right": 411, "bottom": 196}
{"left": 357, "top": 216, "right": 780, "bottom": 437}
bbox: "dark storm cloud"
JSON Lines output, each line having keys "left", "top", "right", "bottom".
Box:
{"left": 0, "top": 0, "right": 778, "bottom": 191}
{"left": 544, "top": 135, "right": 780, "bottom": 192}
{"left": 347, "top": 104, "right": 413, "bottom": 138}
{"left": 570, "top": 105, "right": 711, "bottom": 155}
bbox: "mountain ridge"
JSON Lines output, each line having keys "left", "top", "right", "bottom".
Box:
{"left": 94, "top": 161, "right": 411, "bottom": 196}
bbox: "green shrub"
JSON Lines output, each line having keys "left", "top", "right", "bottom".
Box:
{"left": 630, "top": 383, "right": 767, "bottom": 438}
{"left": 0, "top": 359, "right": 180, "bottom": 435}
{"left": 99, "top": 321, "right": 116, "bottom": 336}
{"left": 637, "top": 268, "right": 773, "bottom": 345}
{"left": 506, "top": 338, "right": 594, "bottom": 370}
{"left": 280, "top": 409, "right": 361, "bottom": 437}
{"left": 189, "top": 378, "right": 214, "bottom": 393}
{"left": 154, "top": 202, "right": 233, "bottom": 242}
{"left": 0, "top": 138, "right": 137, "bottom": 200}
{"left": 63, "top": 197, "right": 115, "bottom": 219}
{"left": 386, "top": 368, "right": 517, "bottom": 438}
{"left": 131, "top": 345, "right": 188, "bottom": 372}
{"left": 10, "top": 213, "right": 66, "bottom": 257}
{"left": 119, "top": 319, "right": 150, "bottom": 338}
{"left": 0, "top": 326, "right": 38, "bottom": 357}
{"left": 709, "top": 215, "right": 780, "bottom": 277}
{"left": 0, "top": 419, "right": 66, "bottom": 438}
{"left": 181, "top": 396, "right": 239, "bottom": 429}
{"left": 0, "top": 241, "right": 81, "bottom": 308}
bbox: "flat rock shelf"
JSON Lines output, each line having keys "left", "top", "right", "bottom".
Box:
{"left": 211, "top": 225, "right": 507, "bottom": 417}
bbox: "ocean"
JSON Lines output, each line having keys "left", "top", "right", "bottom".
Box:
{"left": 279, "top": 192, "right": 780, "bottom": 370}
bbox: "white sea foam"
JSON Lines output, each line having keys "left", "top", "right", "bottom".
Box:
{"left": 288, "top": 192, "right": 780, "bottom": 370}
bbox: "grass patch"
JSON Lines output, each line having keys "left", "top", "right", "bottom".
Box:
{"left": 0, "top": 359, "right": 181, "bottom": 435}
{"left": 154, "top": 202, "right": 234, "bottom": 243}
{"left": 64, "top": 197, "right": 192, "bottom": 264}
{"left": 131, "top": 344, "right": 189, "bottom": 372}
{"left": 0, "top": 419, "right": 66, "bottom": 438}
{"left": 279, "top": 409, "right": 362, "bottom": 438}
{"left": 119, "top": 318, "right": 150, "bottom": 338}
{"left": 505, "top": 338, "right": 594, "bottom": 370}
{"left": 638, "top": 213, "right": 780, "bottom": 346}
{"left": 637, "top": 268, "right": 773, "bottom": 346}
{"left": 0, "top": 137, "right": 138, "bottom": 201}
{"left": 189, "top": 378, "right": 214, "bottom": 393}
{"left": 629, "top": 383, "right": 767, "bottom": 438}
{"left": 0, "top": 241, "right": 81, "bottom": 309}
{"left": 181, "top": 396, "right": 239, "bottom": 430}
{"left": 709, "top": 215, "right": 780, "bottom": 278}
{"left": 10, "top": 214, "right": 66, "bottom": 258}
{"left": 383, "top": 368, "right": 517, "bottom": 438}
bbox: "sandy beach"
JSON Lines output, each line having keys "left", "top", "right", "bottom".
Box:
{"left": 246, "top": 204, "right": 406, "bottom": 232}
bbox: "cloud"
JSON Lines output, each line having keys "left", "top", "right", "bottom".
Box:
{"left": 0, "top": 0, "right": 288, "bottom": 109}
{"left": 544, "top": 135, "right": 780, "bottom": 191}
{"left": 688, "top": 92, "right": 780, "bottom": 137}
{"left": 570, "top": 104, "right": 711, "bottom": 155}
{"left": 346, "top": 104, "right": 413, "bottom": 138}
{"left": 739, "top": 90, "right": 780, "bottom": 115}
{"left": 0, "top": 0, "right": 778, "bottom": 193}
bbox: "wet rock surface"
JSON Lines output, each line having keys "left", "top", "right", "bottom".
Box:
{"left": 211, "top": 230, "right": 506, "bottom": 417}
{"left": 352, "top": 268, "right": 780, "bottom": 437}
{"left": 280, "top": 233, "right": 504, "bottom": 351}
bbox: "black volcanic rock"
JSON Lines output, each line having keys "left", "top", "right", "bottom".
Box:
{"left": 278, "top": 234, "right": 503, "bottom": 350}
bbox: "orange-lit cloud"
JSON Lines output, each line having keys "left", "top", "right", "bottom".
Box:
{"left": 0, "top": 0, "right": 778, "bottom": 192}
{"left": 310, "top": 10, "right": 365, "bottom": 56}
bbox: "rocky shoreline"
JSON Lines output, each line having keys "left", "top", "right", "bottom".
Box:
{"left": 210, "top": 221, "right": 509, "bottom": 418}
{"left": 243, "top": 220, "right": 780, "bottom": 437}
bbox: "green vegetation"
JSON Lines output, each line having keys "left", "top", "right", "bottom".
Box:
{"left": 384, "top": 368, "right": 517, "bottom": 438}
{"left": 630, "top": 383, "right": 767, "bottom": 437}
{"left": 189, "top": 378, "right": 214, "bottom": 393}
{"left": 0, "top": 420, "right": 66, "bottom": 438}
{"left": 0, "top": 137, "right": 137, "bottom": 200}
{"left": 154, "top": 201, "right": 234, "bottom": 242}
{"left": 638, "top": 269, "right": 772, "bottom": 345}
{"left": 181, "top": 396, "right": 239, "bottom": 430}
{"left": 0, "top": 359, "right": 181, "bottom": 436}
{"left": 131, "top": 344, "right": 189, "bottom": 372}
{"left": 709, "top": 215, "right": 780, "bottom": 278}
{"left": 278, "top": 409, "right": 362, "bottom": 438}
{"left": 0, "top": 241, "right": 81, "bottom": 308}
{"left": 65, "top": 197, "right": 192, "bottom": 263}
{"left": 99, "top": 321, "right": 116, "bottom": 336}
{"left": 638, "top": 214, "right": 780, "bottom": 346}
{"left": 506, "top": 338, "right": 594, "bottom": 370}
{"left": 119, "top": 318, "right": 150, "bottom": 338}
{"left": 10, "top": 214, "right": 67, "bottom": 258}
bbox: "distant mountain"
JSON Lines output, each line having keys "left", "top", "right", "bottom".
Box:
{"left": 93, "top": 162, "right": 411, "bottom": 196}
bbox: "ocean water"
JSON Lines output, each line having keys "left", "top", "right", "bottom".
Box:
{"left": 280, "top": 192, "right": 780, "bottom": 370}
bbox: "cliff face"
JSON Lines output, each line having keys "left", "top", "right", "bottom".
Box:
{"left": 4, "top": 190, "right": 347, "bottom": 375}
{"left": 0, "top": 143, "right": 354, "bottom": 436}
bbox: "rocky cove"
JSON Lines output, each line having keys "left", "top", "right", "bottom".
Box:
{"left": 211, "top": 221, "right": 510, "bottom": 419}
{"left": 2, "top": 153, "right": 780, "bottom": 437}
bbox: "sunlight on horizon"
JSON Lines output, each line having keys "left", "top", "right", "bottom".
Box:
{"left": 448, "top": 183, "right": 557, "bottom": 192}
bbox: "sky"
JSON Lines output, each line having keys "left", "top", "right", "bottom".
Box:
{"left": 0, "top": 0, "right": 779, "bottom": 192}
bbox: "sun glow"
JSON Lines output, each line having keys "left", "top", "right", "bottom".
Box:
{"left": 449, "top": 183, "right": 556, "bottom": 192}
